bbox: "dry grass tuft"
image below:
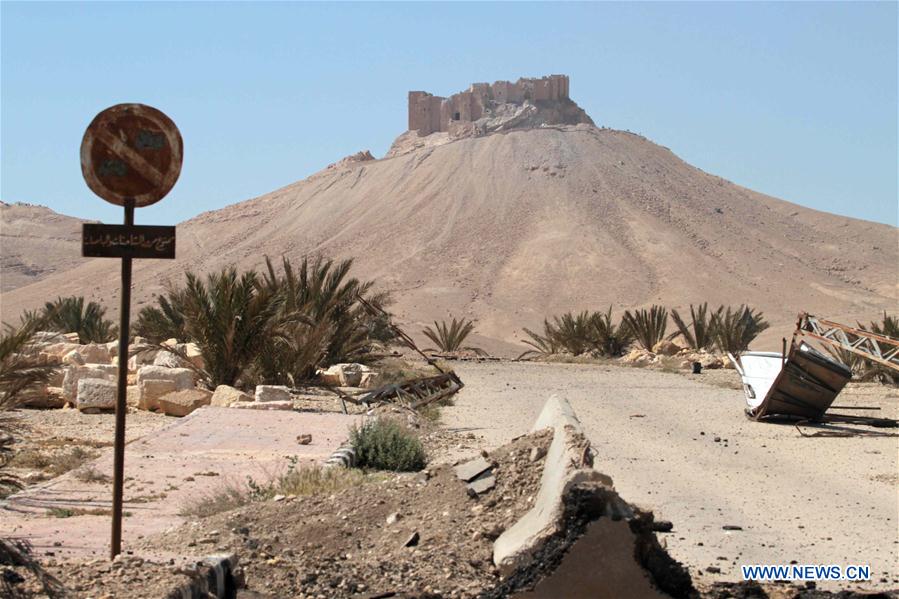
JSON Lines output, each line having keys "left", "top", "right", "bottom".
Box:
{"left": 179, "top": 463, "right": 369, "bottom": 519}
{"left": 10, "top": 446, "right": 98, "bottom": 478}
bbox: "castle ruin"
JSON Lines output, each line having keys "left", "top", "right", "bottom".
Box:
{"left": 408, "top": 75, "right": 571, "bottom": 136}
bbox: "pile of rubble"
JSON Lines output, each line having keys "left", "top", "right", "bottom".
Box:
{"left": 620, "top": 340, "right": 733, "bottom": 370}
{"left": 16, "top": 332, "right": 382, "bottom": 418}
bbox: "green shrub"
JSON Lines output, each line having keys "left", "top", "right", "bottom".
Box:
{"left": 422, "top": 317, "right": 485, "bottom": 355}
{"left": 350, "top": 419, "right": 426, "bottom": 472}
{"left": 622, "top": 305, "right": 668, "bottom": 351}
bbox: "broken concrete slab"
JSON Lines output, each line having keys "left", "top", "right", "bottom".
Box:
{"left": 467, "top": 473, "right": 496, "bottom": 495}
{"left": 493, "top": 395, "right": 616, "bottom": 573}
{"left": 454, "top": 457, "right": 492, "bottom": 482}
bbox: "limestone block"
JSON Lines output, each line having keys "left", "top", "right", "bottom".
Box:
{"left": 62, "top": 350, "right": 85, "bottom": 366}
{"left": 32, "top": 331, "right": 67, "bottom": 344}
{"left": 156, "top": 389, "right": 211, "bottom": 417}
{"left": 77, "top": 343, "right": 111, "bottom": 364}
{"left": 318, "top": 363, "right": 371, "bottom": 387}
{"left": 136, "top": 366, "right": 195, "bottom": 390}
{"left": 211, "top": 385, "right": 253, "bottom": 407}
{"left": 126, "top": 385, "right": 140, "bottom": 408}
{"left": 76, "top": 378, "right": 117, "bottom": 412}
{"left": 128, "top": 346, "right": 158, "bottom": 372}
{"left": 45, "top": 342, "right": 82, "bottom": 359}
{"left": 62, "top": 364, "right": 118, "bottom": 400}
{"left": 178, "top": 342, "right": 205, "bottom": 370}
{"left": 153, "top": 350, "right": 184, "bottom": 369}
{"left": 138, "top": 379, "right": 177, "bottom": 411}
{"left": 255, "top": 385, "right": 291, "bottom": 403}
{"left": 231, "top": 400, "right": 293, "bottom": 411}
{"left": 62, "top": 332, "right": 80, "bottom": 343}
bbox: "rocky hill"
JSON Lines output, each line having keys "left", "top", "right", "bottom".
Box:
{"left": 0, "top": 202, "right": 87, "bottom": 293}
{"left": 2, "top": 123, "right": 895, "bottom": 354}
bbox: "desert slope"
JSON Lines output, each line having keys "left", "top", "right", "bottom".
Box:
{"left": 1, "top": 125, "right": 895, "bottom": 353}
{"left": 0, "top": 202, "right": 87, "bottom": 293}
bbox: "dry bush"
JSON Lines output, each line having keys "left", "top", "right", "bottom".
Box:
{"left": 73, "top": 464, "right": 111, "bottom": 484}
{"left": 10, "top": 446, "right": 97, "bottom": 478}
{"left": 179, "top": 462, "right": 368, "bottom": 519}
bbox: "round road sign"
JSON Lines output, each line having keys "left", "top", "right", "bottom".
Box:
{"left": 80, "top": 103, "right": 183, "bottom": 207}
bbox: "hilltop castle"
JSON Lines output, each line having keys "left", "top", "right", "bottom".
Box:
{"left": 408, "top": 75, "right": 572, "bottom": 136}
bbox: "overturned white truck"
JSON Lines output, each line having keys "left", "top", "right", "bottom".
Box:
{"left": 730, "top": 313, "right": 898, "bottom": 422}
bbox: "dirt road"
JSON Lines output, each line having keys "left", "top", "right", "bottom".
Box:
{"left": 441, "top": 362, "right": 898, "bottom": 591}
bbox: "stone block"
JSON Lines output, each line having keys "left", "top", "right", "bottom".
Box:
{"left": 62, "top": 364, "right": 118, "bottom": 400}
{"left": 255, "top": 385, "right": 291, "bottom": 402}
{"left": 76, "top": 378, "right": 116, "bottom": 412}
{"left": 138, "top": 379, "right": 177, "bottom": 411}
{"left": 153, "top": 350, "right": 185, "bottom": 368}
{"left": 62, "top": 350, "right": 85, "bottom": 366}
{"left": 126, "top": 385, "right": 140, "bottom": 408}
{"left": 179, "top": 342, "right": 205, "bottom": 370}
{"left": 136, "top": 366, "right": 195, "bottom": 390}
{"left": 211, "top": 385, "right": 254, "bottom": 407}
{"left": 317, "top": 363, "right": 372, "bottom": 387}
{"left": 77, "top": 343, "right": 111, "bottom": 364}
{"left": 157, "top": 389, "right": 212, "bottom": 417}
{"left": 231, "top": 400, "right": 293, "bottom": 411}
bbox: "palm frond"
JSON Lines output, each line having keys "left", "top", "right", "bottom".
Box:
{"left": 622, "top": 305, "right": 668, "bottom": 351}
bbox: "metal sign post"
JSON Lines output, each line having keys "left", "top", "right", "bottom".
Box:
{"left": 80, "top": 103, "right": 182, "bottom": 558}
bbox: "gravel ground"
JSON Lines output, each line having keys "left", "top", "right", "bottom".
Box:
{"left": 440, "top": 361, "right": 899, "bottom": 593}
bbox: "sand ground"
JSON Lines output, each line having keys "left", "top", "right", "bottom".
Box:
{"left": 440, "top": 361, "right": 899, "bottom": 592}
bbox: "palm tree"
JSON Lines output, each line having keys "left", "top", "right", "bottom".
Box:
{"left": 422, "top": 317, "right": 485, "bottom": 355}
{"left": 519, "top": 321, "right": 560, "bottom": 360}
{"left": 132, "top": 286, "right": 190, "bottom": 342}
{"left": 588, "top": 307, "right": 634, "bottom": 357}
{"left": 670, "top": 303, "right": 716, "bottom": 350}
{"left": 180, "top": 268, "right": 283, "bottom": 387}
{"left": 622, "top": 305, "right": 668, "bottom": 351}
{"left": 1, "top": 319, "right": 59, "bottom": 500}
{"left": 710, "top": 305, "right": 769, "bottom": 354}
{"left": 38, "top": 296, "right": 116, "bottom": 344}
{"left": 0, "top": 319, "right": 58, "bottom": 411}
{"left": 258, "top": 255, "right": 391, "bottom": 382}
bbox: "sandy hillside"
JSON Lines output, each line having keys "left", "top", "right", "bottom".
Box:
{"left": 0, "top": 202, "right": 86, "bottom": 293}
{"left": 1, "top": 125, "right": 896, "bottom": 353}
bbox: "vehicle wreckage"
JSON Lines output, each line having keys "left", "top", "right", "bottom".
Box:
{"left": 731, "top": 313, "right": 899, "bottom": 422}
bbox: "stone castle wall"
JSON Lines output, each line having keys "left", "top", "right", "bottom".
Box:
{"left": 408, "top": 75, "right": 570, "bottom": 136}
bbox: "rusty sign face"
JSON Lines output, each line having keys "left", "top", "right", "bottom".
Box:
{"left": 82, "top": 223, "right": 176, "bottom": 259}
{"left": 80, "top": 103, "right": 183, "bottom": 207}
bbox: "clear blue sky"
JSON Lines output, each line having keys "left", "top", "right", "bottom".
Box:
{"left": 2, "top": 2, "right": 896, "bottom": 226}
